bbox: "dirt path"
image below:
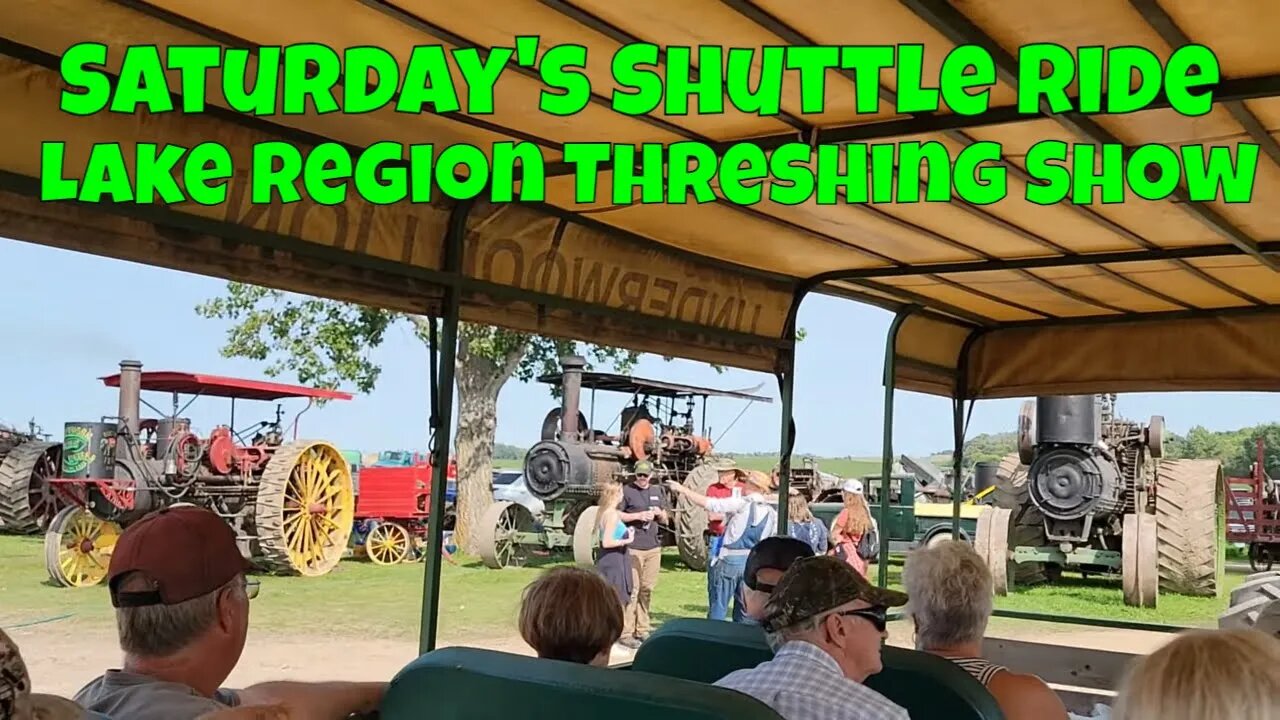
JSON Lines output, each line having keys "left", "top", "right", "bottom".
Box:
{"left": 15, "top": 614, "right": 1174, "bottom": 698}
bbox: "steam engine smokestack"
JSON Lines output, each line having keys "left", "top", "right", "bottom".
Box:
{"left": 117, "top": 360, "right": 143, "bottom": 436}
{"left": 559, "top": 355, "right": 586, "bottom": 443}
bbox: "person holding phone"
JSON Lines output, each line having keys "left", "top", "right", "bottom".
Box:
{"left": 618, "top": 461, "right": 668, "bottom": 648}
{"left": 595, "top": 479, "right": 634, "bottom": 611}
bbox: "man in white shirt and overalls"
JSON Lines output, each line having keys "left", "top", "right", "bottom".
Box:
{"left": 667, "top": 468, "right": 777, "bottom": 622}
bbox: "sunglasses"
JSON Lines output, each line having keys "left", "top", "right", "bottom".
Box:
{"left": 833, "top": 605, "right": 888, "bottom": 633}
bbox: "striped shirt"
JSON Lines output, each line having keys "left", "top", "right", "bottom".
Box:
{"left": 714, "top": 641, "right": 909, "bottom": 720}
{"left": 946, "top": 657, "right": 1008, "bottom": 686}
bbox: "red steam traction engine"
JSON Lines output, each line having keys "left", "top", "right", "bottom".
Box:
{"left": 44, "top": 360, "right": 355, "bottom": 587}
{"left": 1226, "top": 438, "right": 1280, "bottom": 572}
{"left": 351, "top": 454, "right": 458, "bottom": 565}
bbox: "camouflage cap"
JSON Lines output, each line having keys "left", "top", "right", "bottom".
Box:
{"left": 707, "top": 457, "right": 737, "bottom": 472}
{"left": 761, "top": 555, "right": 907, "bottom": 633}
{"left": 633, "top": 460, "right": 654, "bottom": 476}
{"left": 1, "top": 627, "right": 31, "bottom": 719}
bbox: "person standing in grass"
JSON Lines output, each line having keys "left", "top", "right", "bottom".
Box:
{"left": 785, "top": 490, "right": 828, "bottom": 555}
{"left": 618, "top": 461, "right": 667, "bottom": 648}
{"left": 668, "top": 469, "right": 777, "bottom": 623}
{"left": 829, "top": 479, "right": 875, "bottom": 578}
{"left": 594, "top": 479, "right": 635, "bottom": 614}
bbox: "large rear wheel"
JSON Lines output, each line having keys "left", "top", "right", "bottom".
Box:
{"left": 44, "top": 506, "right": 120, "bottom": 588}
{"left": 991, "top": 454, "right": 1049, "bottom": 585}
{"left": 254, "top": 441, "right": 355, "bottom": 577}
{"left": 675, "top": 463, "right": 718, "bottom": 571}
{"left": 1155, "top": 459, "right": 1224, "bottom": 597}
{"left": 0, "top": 441, "right": 65, "bottom": 534}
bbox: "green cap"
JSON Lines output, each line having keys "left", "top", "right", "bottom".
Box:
{"left": 634, "top": 460, "right": 654, "bottom": 476}
{"left": 762, "top": 555, "right": 907, "bottom": 633}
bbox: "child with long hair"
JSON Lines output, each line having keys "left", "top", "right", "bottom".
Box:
{"left": 829, "top": 479, "right": 874, "bottom": 577}
{"left": 785, "top": 491, "right": 828, "bottom": 554}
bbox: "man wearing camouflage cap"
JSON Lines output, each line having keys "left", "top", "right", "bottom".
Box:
{"left": 2, "top": 627, "right": 110, "bottom": 719}
{"left": 714, "top": 555, "right": 910, "bottom": 720}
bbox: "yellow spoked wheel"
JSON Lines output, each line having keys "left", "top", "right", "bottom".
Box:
{"left": 255, "top": 441, "right": 354, "bottom": 577}
{"left": 44, "top": 506, "right": 121, "bottom": 588}
{"left": 365, "top": 522, "right": 411, "bottom": 565}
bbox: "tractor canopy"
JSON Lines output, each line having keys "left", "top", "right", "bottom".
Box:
{"left": 99, "top": 370, "right": 354, "bottom": 402}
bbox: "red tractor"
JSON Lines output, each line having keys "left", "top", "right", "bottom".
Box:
{"left": 44, "top": 360, "right": 355, "bottom": 587}
{"left": 351, "top": 454, "right": 457, "bottom": 565}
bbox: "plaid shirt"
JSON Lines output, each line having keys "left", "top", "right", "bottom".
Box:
{"left": 714, "top": 641, "right": 909, "bottom": 720}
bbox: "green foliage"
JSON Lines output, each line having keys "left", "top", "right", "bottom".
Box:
{"left": 195, "top": 283, "right": 395, "bottom": 394}
{"left": 961, "top": 432, "right": 1018, "bottom": 467}
{"left": 195, "top": 283, "right": 643, "bottom": 397}
{"left": 492, "top": 443, "right": 526, "bottom": 461}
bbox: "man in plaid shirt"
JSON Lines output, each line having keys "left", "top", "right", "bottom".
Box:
{"left": 714, "top": 556, "right": 910, "bottom": 720}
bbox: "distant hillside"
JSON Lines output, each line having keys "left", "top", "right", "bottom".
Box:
{"left": 939, "top": 425, "right": 1280, "bottom": 476}
{"left": 489, "top": 423, "right": 1280, "bottom": 477}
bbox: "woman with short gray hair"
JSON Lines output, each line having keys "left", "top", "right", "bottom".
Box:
{"left": 901, "top": 539, "right": 1067, "bottom": 720}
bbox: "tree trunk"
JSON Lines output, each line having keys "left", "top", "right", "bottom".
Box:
{"left": 452, "top": 331, "right": 527, "bottom": 554}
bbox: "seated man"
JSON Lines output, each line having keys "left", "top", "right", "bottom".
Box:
{"left": 715, "top": 555, "right": 910, "bottom": 720}
{"left": 901, "top": 539, "right": 1067, "bottom": 720}
{"left": 742, "top": 536, "right": 816, "bottom": 622}
{"left": 518, "top": 566, "right": 624, "bottom": 666}
{"left": 73, "top": 506, "right": 386, "bottom": 720}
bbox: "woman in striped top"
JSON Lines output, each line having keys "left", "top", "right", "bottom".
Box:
{"left": 901, "top": 539, "right": 1068, "bottom": 720}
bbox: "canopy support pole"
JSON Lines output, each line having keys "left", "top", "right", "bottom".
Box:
{"left": 775, "top": 343, "right": 796, "bottom": 533}
{"left": 418, "top": 200, "right": 468, "bottom": 655}
{"left": 878, "top": 306, "right": 918, "bottom": 588}
{"left": 951, "top": 398, "right": 965, "bottom": 538}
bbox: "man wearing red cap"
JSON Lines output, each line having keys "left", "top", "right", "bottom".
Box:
{"left": 73, "top": 506, "right": 385, "bottom": 720}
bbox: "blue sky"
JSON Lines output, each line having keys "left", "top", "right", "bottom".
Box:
{"left": 1, "top": 239, "right": 1275, "bottom": 457}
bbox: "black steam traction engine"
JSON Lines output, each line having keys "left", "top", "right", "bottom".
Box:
{"left": 477, "top": 356, "right": 772, "bottom": 571}
{"left": 42, "top": 360, "right": 356, "bottom": 587}
{"left": 976, "top": 394, "right": 1224, "bottom": 607}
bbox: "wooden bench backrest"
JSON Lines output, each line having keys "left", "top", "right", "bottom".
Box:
{"left": 982, "top": 637, "right": 1142, "bottom": 715}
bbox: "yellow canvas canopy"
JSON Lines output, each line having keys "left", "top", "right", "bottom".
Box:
{"left": 3, "top": 0, "right": 1279, "bottom": 402}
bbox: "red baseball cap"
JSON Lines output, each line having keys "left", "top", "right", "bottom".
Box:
{"left": 107, "top": 505, "right": 252, "bottom": 607}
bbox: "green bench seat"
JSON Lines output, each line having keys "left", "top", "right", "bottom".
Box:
{"left": 633, "top": 618, "right": 1005, "bottom": 720}
{"left": 380, "top": 646, "right": 785, "bottom": 720}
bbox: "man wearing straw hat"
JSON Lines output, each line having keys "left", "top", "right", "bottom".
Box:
{"left": 667, "top": 465, "right": 777, "bottom": 623}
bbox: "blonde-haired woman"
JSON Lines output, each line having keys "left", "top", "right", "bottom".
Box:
{"left": 594, "top": 479, "right": 634, "bottom": 608}
{"left": 829, "top": 479, "right": 874, "bottom": 577}
{"left": 1113, "top": 629, "right": 1280, "bottom": 720}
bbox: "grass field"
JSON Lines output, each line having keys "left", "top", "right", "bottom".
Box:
{"left": 1, "top": 534, "right": 1242, "bottom": 643}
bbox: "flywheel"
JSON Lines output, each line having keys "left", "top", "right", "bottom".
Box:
{"left": 254, "top": 440, "right": 354, "bottom": 576}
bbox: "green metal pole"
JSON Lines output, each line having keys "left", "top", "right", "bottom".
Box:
{"left": 951, "top": 398, "right": 964, "bottom": 538}
{"left": 776, "top": 345, "right": 795, "bottom": 534}
{"left": 878, "top": 307, "right": 917, "bottom": 588}
{"left": 418, "top": 201, "right": 467, "bottom": 655}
